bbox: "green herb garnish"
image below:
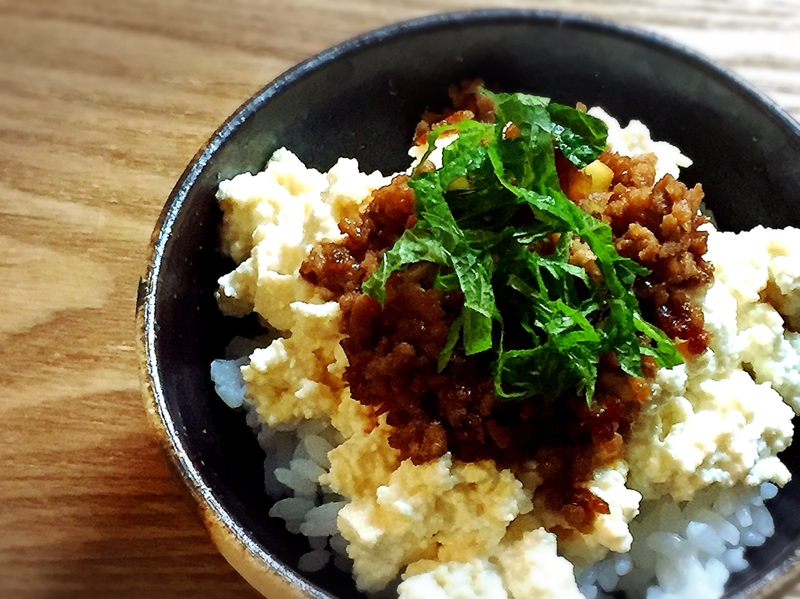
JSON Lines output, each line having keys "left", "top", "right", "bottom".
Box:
{"left": 362, "top": 91, "right": 683, "bottom": 402}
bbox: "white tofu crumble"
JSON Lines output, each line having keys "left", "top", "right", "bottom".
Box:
{"left": 212, "top": 111, "right": 798, "bottom": 599}
{"left": 586, "top": 107, "right": 693, "bottom": 181}
{"left": 626, "top": 225, "right": 798, "bottom": 502}
{"left": 398, "top": 559, "right": 508, "bottom": 599}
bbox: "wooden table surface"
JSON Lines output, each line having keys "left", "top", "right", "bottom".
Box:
{"left": 1, "top": 0, "right": 799, "bottom": 597}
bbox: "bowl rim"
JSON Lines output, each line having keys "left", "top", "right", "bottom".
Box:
{"left": 137, "top": 8, "right": 800, "bottom": 599}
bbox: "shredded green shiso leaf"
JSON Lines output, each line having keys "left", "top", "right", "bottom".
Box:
{"left": 362, "top": 91, "right": 683, "bottom": 402}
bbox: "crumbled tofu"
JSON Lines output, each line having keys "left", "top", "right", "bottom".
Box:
{"left": 216, "top": 257, "right": 257, "bottom": 318}
{"left": 526, "top": 463, "right": 641, "bottom": 566}
{"left": 216, "top": 148, "right": 389, "bottom": 331}
{"left": 328, "top": 390, "right": 377, "bottom": 440}
{"left": 628, "top": 366, "right": 793, "bottom": 501}
{"left": 242, "top": 301, "right": 347, "bottom": 426}
{"left": 336, "top": 454, "right": 531, "bottom": 591}
{"left": 627, "top": 226, "right": 796, "bottom": 501}
{"left": 217, "top": 148, "right": 330, "bottom": 264}
{"left": 542, "top": 464, "right": 642, "bottom": 566}
{"left": 495, "top": 529, "right": 584, "bottom": 599}
{"left": 323, "top": 419, "right": 400, "bottom": 500}
{"left": 218, "top": 149, "right": 389, "bottom": 426}
{"left": 323, "top": 157, "right": 388, "bottom": 225}
{"left": 707, "top": 226, "right": 800, "bottom": 410}
{"left": 398, "top": 560, "right": 508, "bottom": 599}
{"left": 587, "top": 106, "right": 692, "bottom": 181}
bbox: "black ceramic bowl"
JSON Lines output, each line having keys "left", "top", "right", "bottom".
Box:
{"left": 137, "top": 9, "right": 800, "bottom": 599}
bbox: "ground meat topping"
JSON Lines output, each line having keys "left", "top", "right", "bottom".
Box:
{"left": 586, "top": 152, "right": 712, "bottom": 356}
{"left": 414, "top": 79, "right": 497, "bottom": 145}
{"left": 300, "top": 175, "right": 416, "bottom": 295}
{"left": 558, "top": 149, "right": 713, "bottom": 356}
{"left": 300, "top": 98, "right": 713, "bottom": 534}
{"left": 301, "top": 171, "right": 662, "bottom": 533}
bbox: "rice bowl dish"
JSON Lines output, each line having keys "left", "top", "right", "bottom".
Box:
{"left": 208, "top": 86, "right": 800, "bottom": 599}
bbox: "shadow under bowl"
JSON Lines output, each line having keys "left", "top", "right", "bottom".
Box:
{"left": 137, "top": 9, "right": 800, "bottom": 599}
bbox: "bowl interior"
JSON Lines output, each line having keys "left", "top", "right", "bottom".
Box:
{"left": 142, "top": 10, "right": 800, "bottom": 599}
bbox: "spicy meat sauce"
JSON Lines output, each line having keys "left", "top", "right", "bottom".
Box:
{"left": 300, "top": 101, "right": 712, "bottom": 535}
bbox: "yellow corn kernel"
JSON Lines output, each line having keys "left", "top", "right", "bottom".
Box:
{"left": 582, "top": 160, "right": 614, "bottom": 192}
{"left": 448, "top": 176, "right": 470, "bottom": 190}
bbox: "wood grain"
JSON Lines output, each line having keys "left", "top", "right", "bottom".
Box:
{"left": 0, "top": 0, "right": 798, "bottom": 597}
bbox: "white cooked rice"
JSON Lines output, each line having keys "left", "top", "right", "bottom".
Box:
{"left": 299, "top": 549, "right": 331, "bottom": 572}
{"left": 578, "top": 482, "right": 778, "bottom": 599}
{"left": 210, "top": 355, "right": 351, "bottom": 572}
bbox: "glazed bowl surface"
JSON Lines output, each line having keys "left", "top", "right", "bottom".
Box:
{"left": 137, "top": 9, "right": 800, "bottom": 599}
